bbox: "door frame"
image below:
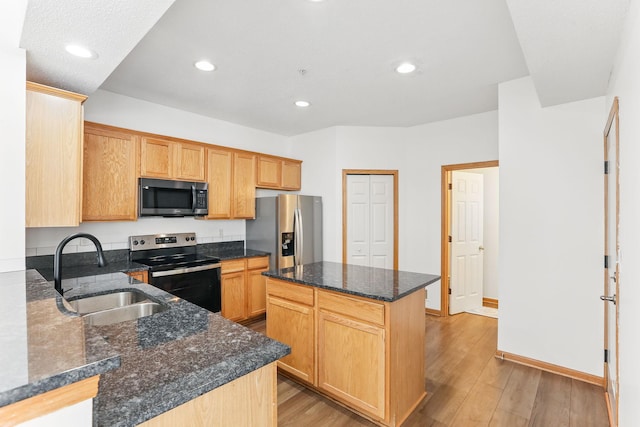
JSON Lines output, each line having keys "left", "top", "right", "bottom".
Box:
{"left": 603, "top": 97, "right": 619, "bottom": 425}
{"left": 440, "top": 160, "right": 498, "bottom": 317}
{"left": 342, "top": 169, "right": 398, "bottom": 270}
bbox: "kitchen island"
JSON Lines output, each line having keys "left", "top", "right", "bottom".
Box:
{"left": 263, "top": 261, "right": 440, "bottom": 427}
{"left": 0, "top": 269, "right": 289, "bottom": 426}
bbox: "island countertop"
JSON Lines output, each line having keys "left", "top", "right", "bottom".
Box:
{"left": 0, "top": 269, "right": 289, "bottom": 427}
{"left": 262, "top": 261, "right": 440, "bottom": 302}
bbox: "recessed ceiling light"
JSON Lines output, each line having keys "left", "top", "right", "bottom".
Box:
{"left": 295, "top": 100, "right": 311, "bottom": 107}
{"left": 195, "top": 60, "right": 216, "bottom": 71}
{"left": 65, "top": 44, "right": 97, "bottom": 59}
{"left": 395, "top": 62, "right": 417, "bottom": 74}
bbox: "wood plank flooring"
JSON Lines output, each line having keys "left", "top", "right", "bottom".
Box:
{"left": 247, "top": 312, "right": 608, "bottom": 427}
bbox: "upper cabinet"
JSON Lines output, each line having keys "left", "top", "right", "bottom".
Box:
{"left": 26, "top": 82, "right": 86, "bottom": 227}
{"left": 257, "top": 155, "right": 301, "bottom": 191}
{"left": 83, "top": 123, "right": 139, "bottom": 221}
{"left": 207, "top": 148, "right": 256, "bottom": 219}
{"left": 140, "top": 137, "right": 205, "bottom": 181}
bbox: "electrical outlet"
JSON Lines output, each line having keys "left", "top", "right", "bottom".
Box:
{"left": 219, "top": 229, "right": 224, "bottom": 238}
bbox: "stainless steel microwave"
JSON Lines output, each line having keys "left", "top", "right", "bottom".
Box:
{"left": 139, "top": 178, "right": 208, "bottom": 217}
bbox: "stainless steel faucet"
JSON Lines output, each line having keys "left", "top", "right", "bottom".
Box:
{"left": 54, "top": 233, "right": 107, "bottom": 295}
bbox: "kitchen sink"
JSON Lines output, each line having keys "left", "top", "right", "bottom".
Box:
{"left": 64, "top": 290, "right": 169, "bottom": 326}
{"left": 83, "top": 302, "right": 168, "bottom": 326}
{"left": 67, "top": 290, "right": 149, "bottom": 314}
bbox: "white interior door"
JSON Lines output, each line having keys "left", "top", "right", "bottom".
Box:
{"left": 603, "top": 99, "right": 620, "bottom": 425}
{"left": 450, "top": 171, "right": 484, "bottom": 315}
{"left": 346, "top": 175, "right": 370, "bottom": 266}
{"left": 347, "top": 175, "right": 394, "bottom": 269}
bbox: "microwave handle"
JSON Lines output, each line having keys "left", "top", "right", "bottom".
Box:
{"left": 192, "top": 184, "right": 197, "bottom": 211}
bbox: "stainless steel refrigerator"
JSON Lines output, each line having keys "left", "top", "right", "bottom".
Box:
{"left": 246, "top": 195, "right": 323, "bottom": 270}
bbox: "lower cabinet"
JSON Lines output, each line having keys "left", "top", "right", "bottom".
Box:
{"left": 265, "top": 280, "right": 315, "bottom": 383}
{"left": 221, "top": 256, "right": 268, "bottom": 322}
{"left": 125, "top": 270, "right": 148, "bottom": 284}
{"left": 265, "top": 277, "right": 426, "bottom": 427}
{"left": 140, "top": 362, "right": 277, "bottom": 427}
{"left": 317, "top": 311, "right": 385, "bottom": 419}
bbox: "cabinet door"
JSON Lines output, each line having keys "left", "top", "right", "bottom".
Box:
{"left": 140, "top": 137, "right": 173, "bottom": 179}
{"left": 233, "top": 152, "right": 256, "bottom": 219}
{"left": 83, "top": 125, "right": 139, "bottom": 221}
{"left": 317, "top": 311, "right": 385, "bottom": 419}
{"left": 221, "top": 271, "right": 246, "bottom": 322}
{"left": 25, "top": 83, "right": 86, "bottom": 227}
{"left": 247, "top": 267, "right": 268, "bottom": 317}
{"left": 257, "top": 155, "right": 281, "bottom": 188}
{"left": 266, "top": 296, "right": 314, "bottom": 383}
{"left": 174, "top": 142, "right": 205, "bottom": 181}
{"left": 281, "top": 160, "right": 301, "bottom": 190}
{"left": 207, "top": 148, "right": 233, "bottom": 219}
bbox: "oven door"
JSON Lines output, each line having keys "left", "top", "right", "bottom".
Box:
{"left": 149, "top": 263, "right": 221, "bottom": 312}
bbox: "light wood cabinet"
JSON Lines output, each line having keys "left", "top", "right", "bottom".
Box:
{"left": 206, "top": 148, "right": 255, "bottom": 219}
{"left": 265, "top": 278, "right": 426, "bottom": 427}
{"left": 266, "top": 279, "right": 315, "bottom": 383}
{"left": 140, "top": 137, "right": 205, "bottom": 181}
{"left": 317, "top": 297, "right": 386, "bottom": 419}
{"left": 232, "top": 152, "right": 256, "bottom": 219}
{"left": 256, "top": 155, "right": 301, "bottom": 191}
{"left": 25, "top": 82, "right": 86, "bottom": 227}
{"left": 206, "top": 148, "right": 233, "bottom": 219}
{"left": 221, "top": 256, "right": 269, "bottom": 322}
{"left": 83, "top": 123, "right": 139, "bottom": 221}
{"left": 140, "top": 362, "right": 277, "bottom": 427}
{"left": 126, "top": 270, "right": 148, "bottom": 284}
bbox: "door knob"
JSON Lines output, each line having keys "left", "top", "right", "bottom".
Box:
{"left": 600, "top": 294, "right": 617, "bottom": 305}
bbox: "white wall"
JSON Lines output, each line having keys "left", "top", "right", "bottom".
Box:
{"left": 498, "top": 76, "right": 604, "bottom": 376}
{"left": 606, "top": 0, "right": 640, "bottom": 424}
{"left": 0, "top": 1, "right": 27, "bottom": 273}
{"left": 25, "top": 90, "right": 292, "bottom": 254}
{"left": 290, "top": 111, "right": 499, "bottom": 310}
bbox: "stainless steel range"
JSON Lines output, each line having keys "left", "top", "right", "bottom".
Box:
{"left": 129, "top": 232, "right": 221, "bottom": 312}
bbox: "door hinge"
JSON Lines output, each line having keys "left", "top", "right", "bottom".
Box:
{"left": 448, "top": 183, "right": 452, "bottom": 190}
{"left": 448, "top": 235, "right": 452, "bottom": 243}
{"left": 604, "top": 161, "right": 609, "bottom": 175}
{"left": 604, "top": 349, "right": 609, "bottom": 363}
{"left": 448, "top": 287, "right": 452, "bottom": 295}
{"left": 605, "top": 255, "right": 609, "bottom": 269}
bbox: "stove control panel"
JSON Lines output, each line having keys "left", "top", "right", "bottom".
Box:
{"left": 129, "top": 232, "right": 197, "bottom": 251}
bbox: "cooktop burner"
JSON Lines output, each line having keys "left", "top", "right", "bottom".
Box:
{"left": 129, "top": 232, "right": 220, "bottom": 270}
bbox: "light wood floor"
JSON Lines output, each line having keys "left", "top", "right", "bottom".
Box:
{"left": 248, "top": 312, "right": 609, "bottom": 427}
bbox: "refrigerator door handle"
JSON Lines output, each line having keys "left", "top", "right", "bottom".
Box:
{"left": 294, "top": 207, "right": 303, "bottom": 266}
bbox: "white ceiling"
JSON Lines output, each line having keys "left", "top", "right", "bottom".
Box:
{"left": 20, "top": 0, "right": 628, "bottom": 136}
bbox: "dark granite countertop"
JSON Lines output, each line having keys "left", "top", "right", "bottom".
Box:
{"left": 1, "top": 269, "right": 289, "bottom": 426}
{"left": 0, "top": 270, "right": 120, "bottom": 407}
{"left": 263, "top": 261, "right": 440, "bottom": 302}
{"left": 198, "top": 246, "right": 270, "bottom": 261}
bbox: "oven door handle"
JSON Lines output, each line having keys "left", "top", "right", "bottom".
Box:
{"left": 151, "top": 263, "right": 221, "bottom": 277}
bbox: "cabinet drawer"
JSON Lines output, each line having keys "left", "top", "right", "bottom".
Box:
{"left": 318, "top": 290, "right": 385, "bottom": 326}
{"left": 247, "top": 256, "right": 269, "bottom": 270}
{"left": 221, "top": 259, "right": 246, "bottom": 274}
{"left": 266, "top": 279, "right": 314, "bottom": 306}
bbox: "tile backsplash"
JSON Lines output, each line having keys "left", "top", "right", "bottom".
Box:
{"left": 26, "top": 217, "right": 246, "bottom": 256}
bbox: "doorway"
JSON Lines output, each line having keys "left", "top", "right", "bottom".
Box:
{"left": 440, "top": 160, "right": 499, "bottom": 317}
{"left": 342, "top": 169, "right": 398, "bottom": 270}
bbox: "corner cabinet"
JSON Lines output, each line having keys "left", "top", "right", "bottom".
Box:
{"left": 83, "top": 123, "right": 139, "bottom": 221}
{"left": 25, "top": 82, "right": 86, "bottom": 227}
{"left": 140, "top": 137, "right": 205, "bottom": 181}
{"left": 265, "top": 278, "right": 426, "bottom": 427}
{"left": 220, "top": 256, "right": 268, "bottom": 322}
{"left": 256, "top": 155, "right": 301, "bottom": 190}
